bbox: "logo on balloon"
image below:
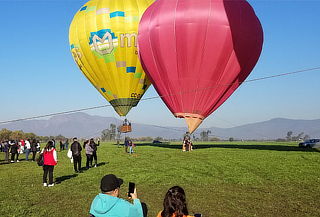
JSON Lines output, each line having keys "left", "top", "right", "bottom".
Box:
{"left": 89, "top": 29, "right": 118, "bottom": 55}
{"left": 90, "top": 29, "right": 138, "bottom": 55}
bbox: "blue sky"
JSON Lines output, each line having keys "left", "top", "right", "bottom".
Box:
{"left": 0, "top": 0, "right": 319, "bottom": 130}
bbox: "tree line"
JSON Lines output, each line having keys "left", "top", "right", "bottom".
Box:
{"left": 0, "top": 128, "right": 67, "bottom": 142}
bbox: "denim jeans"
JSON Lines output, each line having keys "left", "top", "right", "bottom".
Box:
{"left": 25, "top": 149, "right": 31, "bottom": 161}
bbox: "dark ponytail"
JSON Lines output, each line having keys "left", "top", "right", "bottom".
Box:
{"left": 44, "top": 141, "right": 54, "bottom": 152}
{"left": 161, "top": 186, "right": 189, "bottom": 217}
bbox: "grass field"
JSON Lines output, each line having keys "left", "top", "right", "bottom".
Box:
{"left": 0, "top": 141, "right": 320, "bottom": 217}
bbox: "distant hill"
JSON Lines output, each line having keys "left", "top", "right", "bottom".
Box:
{"left": 207, "top": 118, "right": 320, "bottom": 140}
{"left": 1, "top": 113, "right": 319, "bottom": 140}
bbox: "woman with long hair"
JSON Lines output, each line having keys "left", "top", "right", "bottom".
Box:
{"left": 157, "top": 186, "right": 193, "bottom": 217}
{"left": 41, "top": 141, "right": 57, "bottom": 187}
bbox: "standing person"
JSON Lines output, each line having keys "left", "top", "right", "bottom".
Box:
{"left": 89, "top": 138, "right": 99, "bottom": 167}
{"left": 128, "top": 140, "right": 134, "bottom": 154}
{"left": 25, "top": 139, "right": 31, "bottom": 161}
{"left": 70, "top": 137, "right": 82, "bottom": 173}
{"left": 89, "top": 174, "right": 144, "bottom": 217}
{"left": 52, "top": 139, "right": 56, "bottom": 148}
{"left": 10, "top": 140, "right": 19, "bottom": 162}
{"left": 124, "top": 137, "right": 129, "bottom": 153}
{"left": 16, "top": 140, "right": 21, "bottom": 161}
{"left": 59, "top": 141, "right": 64, "bottom": 151}
{"left": 36, "top": 140, "right": 41, "bottom": 152}
{"left": 41, "top": 141, "right": 57, "bottom": 187}
{"left": 31, "top": 139, "right": 37, "bottom": 161}
{"left": 182, "top": 132, "right": 191, "bottom": 152}
{"left": 3, "top": 140, "right": 10, "bottom": 163}
{"left": 20, "top": 139, "right": 25, "bottom": 153}
{"left": 84, "top": 140, "right": 93, "bottom": 169}
{"left": 157, "top": 186, "right": 192, "bottom": 217}
{"left": 65, "top": 139, "right": 69, "bottom": 150}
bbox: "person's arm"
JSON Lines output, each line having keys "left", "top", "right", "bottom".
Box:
{"left": 128, "top": 188, "right": 143, "bottom": 217}
{"left": 53, "top": 149, "right": 57, "bottom": 163}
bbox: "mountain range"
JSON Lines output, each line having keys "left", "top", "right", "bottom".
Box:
{"left": 1, "top": 112, "right": 319, "bottom": 140}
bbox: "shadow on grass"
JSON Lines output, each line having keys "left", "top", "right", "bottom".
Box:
{"left": 55, "top": 174, "right": 78, "bottom": 184}
{"left": 0, "top": 160, "right": 10, "bottom": 165}
{"left": 135, "top": 143, "right": 320, "bottom": 153}
{"left": 81, "top": 162, "right": 108, "bottom": 171}
{"left": 97, "top": 162, "right": 107, "bottom": 167}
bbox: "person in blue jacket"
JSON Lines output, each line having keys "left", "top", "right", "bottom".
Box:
{"left": 90, "top": 174, "right": 144, "bottom": 217}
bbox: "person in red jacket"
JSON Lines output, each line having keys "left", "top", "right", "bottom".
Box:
{"left": 41, "top": 141, "right": 57, "bottom": 187}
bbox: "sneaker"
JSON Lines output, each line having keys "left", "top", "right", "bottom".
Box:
{"left": 48, "top": 184, "right": 54, "bottom": 187}
{"left": 11, "top": 160, "right": 14, "bottom": 163}
{"left": 17, "top": 160, "right": 20, "bottom": 162}
{"left": 94, "top": 165, "right": 97, "bottom": 168}
{"left": 43, "top": 183, "right": 48, "bottom": 187}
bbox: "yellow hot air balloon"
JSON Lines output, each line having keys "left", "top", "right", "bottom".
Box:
{"left": 69, "top": 0, "right": 154, "bottom": 116}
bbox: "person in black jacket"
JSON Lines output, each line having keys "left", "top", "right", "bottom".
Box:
{"left": 89, "top": 138, "right": 100, "bottom": 167}
{"left": 31, "top": 139, "right": 37, "bottom": 161}
{"left": 10, "top": 140, "right": 19, "bottom": 163}
{"left": 70, "top": 137, "right": 82, "bottom": 172}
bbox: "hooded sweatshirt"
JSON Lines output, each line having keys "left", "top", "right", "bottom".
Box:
{"left": 89, "top": 193, "right": 143, "bottom": 217}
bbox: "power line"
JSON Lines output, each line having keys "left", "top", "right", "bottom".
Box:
{"left": 0, "top": 66, "right": 319, "bottom": 125}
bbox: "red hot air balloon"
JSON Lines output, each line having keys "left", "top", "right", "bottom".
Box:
{"left": 138, "top": 0, "right": 263, "bottom": 133}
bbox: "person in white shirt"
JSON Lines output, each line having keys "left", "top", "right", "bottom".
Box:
{"left": 25, "top": 139, "right": 31, "bottom": 161}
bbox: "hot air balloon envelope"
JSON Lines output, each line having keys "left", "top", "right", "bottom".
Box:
{"left": 138, "top": 0, "right": 263, "bottom": 132}
{"left": 69, "top": 0, "right": 154, "bottom": 116}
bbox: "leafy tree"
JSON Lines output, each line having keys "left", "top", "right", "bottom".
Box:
{"left": 10, "top": 130, "right": 24, "bottom": 140}
{"left": 101, "top": 129, "right": 111, "bottom": 141}
{"left": 200, "top": 130, "right": 211, "bottom": 141}
{"left": 24, "top": 132, "right": 37, "bottom": 140}
{"left": 209, "top": 137, "right": 220, "bottom": 141}
{"left": 55, "top": 134, "right": 66, "bottom": 141}
{"left": 101, "top": 123, "right": 117, "bottom": 141}
{"left": 154, "top": 137, "right": 163, "bottom": 141}
{"left": 0, "top": 128, "right": 12, "bottom": 140}
{"left": 303, "top": 134, "right": 310, "bottom": 141}
{"left": 286, "top": 131, "right": 293, "bottom": 141}
{"left": 110, "top": 124, "right": 116, "bottom": 141}
{"left": 134, "top": 137, "right": 153, "bottom": 142}
{"left": 292, "top": 132, "right": 304, "bottom": 141}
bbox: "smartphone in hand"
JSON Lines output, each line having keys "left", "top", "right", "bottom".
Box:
{"left": 128, "top": 182, "right": 135, "bottom": 197}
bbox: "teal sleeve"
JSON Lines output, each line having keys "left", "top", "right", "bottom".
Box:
{"left": 128, "top": 199, "right": 143, "bottom": 217}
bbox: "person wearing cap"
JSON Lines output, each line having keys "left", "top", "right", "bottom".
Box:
{"left": 89, "top": 174, "right": 144, "bottom": 217}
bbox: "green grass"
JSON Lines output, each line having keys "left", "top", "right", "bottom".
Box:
{"left": 0, "top": 141, "right": 320, "bottom": 217}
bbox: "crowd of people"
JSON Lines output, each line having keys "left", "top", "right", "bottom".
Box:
{"left": 2, "top": 136, "right": 199, "bottom": 217}
{"left": 0, "top": 139, "right": 41, "bottom": 163}
{"left": 68, "top": 137, "right": 100, "bottom": 172}
{"left": 40, "top": 137, "right": 100, "bottom": 187}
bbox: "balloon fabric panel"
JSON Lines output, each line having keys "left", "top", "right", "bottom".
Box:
{"left": 138, "top": 0, "right": 263, "bottom": 132}
{"left": 69, "top": 0, "right": 154, "bottom": 116}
